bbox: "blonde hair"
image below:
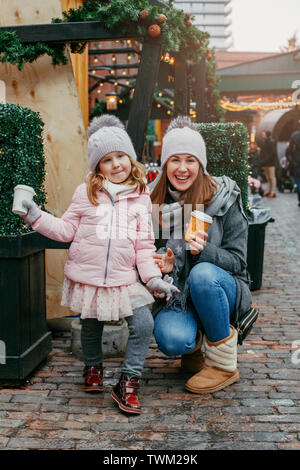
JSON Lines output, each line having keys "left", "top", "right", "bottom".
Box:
{"left": 87, "top": 157, "right": 147, "bottom": 206}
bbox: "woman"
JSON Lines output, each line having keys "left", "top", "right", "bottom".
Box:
{"left": 150, "top": 116, "right": 252, "bottom": 393}
{"left": 260, "top": 130, "right": 277, "bottom": 198}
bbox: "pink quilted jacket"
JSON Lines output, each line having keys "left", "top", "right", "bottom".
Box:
{"left": 32, "top": 183, "right": 161, "bottom": 287}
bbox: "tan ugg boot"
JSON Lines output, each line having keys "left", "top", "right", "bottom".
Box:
{"left": 185, "top": 326, "right": 239, "bottom": 393}
{"left": 181, "top": 331, "right": 204, "bottom": 373}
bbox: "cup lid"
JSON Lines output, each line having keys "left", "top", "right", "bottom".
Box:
{"left": 14, "top": 184, "right": 36, "bottom": 194}
{"left": 191, "top": 210, "right": 212, "bottom": 224}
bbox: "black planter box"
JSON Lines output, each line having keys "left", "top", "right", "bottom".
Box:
{"left": 247, "top": 221, "right": 272, "bottom": 291}
{"left": 0, "top": 232, "right": 61, "bottom": 380}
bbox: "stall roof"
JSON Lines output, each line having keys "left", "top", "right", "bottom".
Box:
{"left": 217, "top": 49, "right": 300, "bottom": 96}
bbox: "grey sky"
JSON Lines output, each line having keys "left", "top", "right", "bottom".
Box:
{"left": 230, "top": 0, "right": 300, "bottom": 52}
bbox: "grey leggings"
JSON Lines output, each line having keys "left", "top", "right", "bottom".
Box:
{"left": 81, "top": 305, "right": 154, "bottom": 378}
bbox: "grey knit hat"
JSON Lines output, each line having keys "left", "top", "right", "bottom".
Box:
{"left": 88, "top": 115, "right": 137, "bottom": 172}
{"left": 161, "top": 116, "right": 207, "bottom": 174}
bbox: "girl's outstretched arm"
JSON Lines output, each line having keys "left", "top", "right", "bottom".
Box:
{"left": 27, "top": 184, "right": 84, "bottom": 243}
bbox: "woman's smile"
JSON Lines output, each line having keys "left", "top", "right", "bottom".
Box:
{"left": 167, "top": 154, "right": 200, "bottom": 191}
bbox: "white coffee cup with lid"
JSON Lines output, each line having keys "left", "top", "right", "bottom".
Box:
{"left": 12, "top": 185, "right": 36, "bottom": 216}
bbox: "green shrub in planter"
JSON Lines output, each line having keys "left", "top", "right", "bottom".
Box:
{"left": 0, "top": 103, "right": 51, "bottom": 381}
{"left": 0, "top": 103, "right": 46, "bottom": 236}
{"left": 196, "top": 122, "right": 249, "bottom": 213}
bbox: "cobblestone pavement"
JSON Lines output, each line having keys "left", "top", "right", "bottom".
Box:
{"left": 0, "top": 191, "right": 300, "bottom": 451}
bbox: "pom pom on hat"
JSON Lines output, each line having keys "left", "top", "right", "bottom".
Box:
{"left": 160, "top": 115, "right": 208, "bottom": 174}
{"left": 88, "top": 114, "right": 125, "bottom": 138}
{"left": 88, "top": 114, "right": 137, "bottom": 172}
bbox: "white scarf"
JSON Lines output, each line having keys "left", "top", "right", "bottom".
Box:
{"left": 102, "top": 179, "right": 137, "bottom": 202}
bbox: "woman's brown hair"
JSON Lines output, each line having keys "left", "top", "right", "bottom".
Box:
{"left": 87, "top": 157, "right": 147, "bottom": 206}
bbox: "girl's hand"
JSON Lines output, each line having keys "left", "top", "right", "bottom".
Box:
{"left": 189, "top": 230, "right": 208, "bottom": 255}
{"left": 153, "top": 247, "right": 175, "bottom": 274}
{"left": 146, "top": 275, "right": 180, "bottom": 302}
{"left": 21, "top": 200, "right": 41, "bottom": 226}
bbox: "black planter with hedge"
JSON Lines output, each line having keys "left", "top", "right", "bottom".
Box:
{"left": 0, "top": 103, "right": 52, "bottom": 380}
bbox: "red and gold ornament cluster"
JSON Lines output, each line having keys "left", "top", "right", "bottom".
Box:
{"left": 139, "top": 9, "right": 167, "bottom": 38}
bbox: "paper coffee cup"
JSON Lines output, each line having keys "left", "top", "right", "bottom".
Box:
{"left": 184, "top": 210, "right": 212, "bottom": 242}
{"left": 12, "top": 185, "right": 36, "bottom": 216}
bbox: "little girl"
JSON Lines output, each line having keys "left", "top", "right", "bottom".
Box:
{"left": 19, "top": 115, "right": 178, "bottom": 415}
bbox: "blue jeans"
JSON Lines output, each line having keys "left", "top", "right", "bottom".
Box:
{"left": 154, "top": 262, "right": 237, "bottom": 356}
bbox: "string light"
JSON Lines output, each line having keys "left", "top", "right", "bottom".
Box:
{"left": 221, "top": 97, "right": 300, "bottom": 112}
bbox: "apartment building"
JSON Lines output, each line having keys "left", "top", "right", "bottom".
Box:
{"left": 174, "top": 0, "right": 233, "bottom": 50}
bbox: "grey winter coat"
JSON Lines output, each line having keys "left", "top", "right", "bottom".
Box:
{"left": 149, "top": 175, "right": 252, "bottom": 325}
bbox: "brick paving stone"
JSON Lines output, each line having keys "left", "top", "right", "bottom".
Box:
{"left": 0, "top": 192, "right": 299, "bottom": 450}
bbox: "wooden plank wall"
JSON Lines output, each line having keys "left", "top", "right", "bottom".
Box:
{"left": 0, "top": 0, "right": 89, "bottom": 319}
{"left": 60, "top": 0, "right": 89, "bottom": 129}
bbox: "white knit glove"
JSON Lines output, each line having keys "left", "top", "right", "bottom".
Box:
{"left": 21, "top": 200, "right": 42, "bottom": 226}
{"left": 146, "top": 275, "right": 179, "bottom": 300}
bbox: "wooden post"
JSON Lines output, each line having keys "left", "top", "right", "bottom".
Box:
{"left": 127, "top": 36, "right": 162, "bottom": 161}
{"left": 174, "top": 53, "right": 188, "bottom": 117}
{"left": 192, "top": 56, "right": 206, "bottom": 122}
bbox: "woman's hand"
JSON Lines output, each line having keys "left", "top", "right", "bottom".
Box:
{"left": 153, "top": 247, "right": 175, "bottom": 274}
{"left": 189, "top": 230, "right": 208, "bottom": 255}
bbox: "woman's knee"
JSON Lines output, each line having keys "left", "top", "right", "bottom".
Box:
{"left": 188, "top": 262, "right": 218, "bottom": 291}
{"left": 154, "top": 319, "right": 195, "bottom": 356}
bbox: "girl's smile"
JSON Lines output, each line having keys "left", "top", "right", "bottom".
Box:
{"left": 166, "top": 154, "right": 200, "bottom": 191}
{"left": 99, "top": 151, "right": 132, "bottom": 184}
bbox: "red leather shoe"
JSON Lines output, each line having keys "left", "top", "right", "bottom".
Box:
{"left": 267, "top": 193, "right": 276, "bottom": 198}
{"left": 111, "top": 374, "right": 142, "bottom": 414}
{"left": 83, "top": 364, "right": 104, "bottom": 393}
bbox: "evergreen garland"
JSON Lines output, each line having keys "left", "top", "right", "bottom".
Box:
{"left": 0, "top": 31, "right": 68, "bottom": 70}
{"left": 0, "top": 0, "right": 224, "bottom": 120}
{"left": 0, "top": 103, "right": 46, "bottom": 236}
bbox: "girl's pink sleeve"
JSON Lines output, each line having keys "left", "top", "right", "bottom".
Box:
{"left": 31, "top": 185, "right": 83, "bottom": 242}
{"left": 135, "top": 194, "right": 161, "bottom": 284}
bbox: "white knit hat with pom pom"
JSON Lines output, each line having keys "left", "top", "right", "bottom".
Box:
{"left": 161, "top": 115, "right": 207, "bottom": 174}
{"left": 88, "top": 115, "right": 137, "bottom": 172}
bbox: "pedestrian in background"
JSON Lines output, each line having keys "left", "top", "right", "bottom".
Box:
{"left": 248, "top": 141, "right": 261, "bottom": 180}
{"left": 286, "top": 128, "right": 300, "bottom": 207}
{"left": 260, "top": 130, "right": 278, "bottom": 198}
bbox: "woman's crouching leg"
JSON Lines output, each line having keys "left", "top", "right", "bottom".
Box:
{"left": 188, "top": 262, "right": 237, "bottom": 343}
{"left": 154, "top": 308, "right": 198, "bottom": 356}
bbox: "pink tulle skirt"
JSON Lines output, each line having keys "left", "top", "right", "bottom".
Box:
{"left": 61, "top": 277, "right": 154, "bottom": 322}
